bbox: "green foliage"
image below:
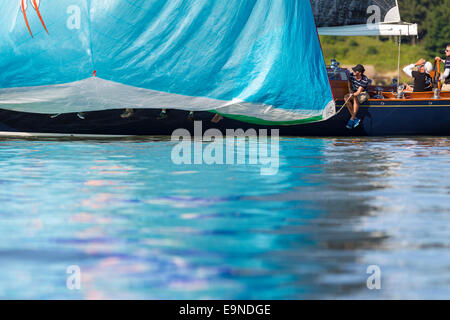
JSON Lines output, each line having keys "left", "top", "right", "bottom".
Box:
{"left": 320, "top": 36, "right": 430, "bottom": 72}
{"left": 348, "top": 40, "right": 359, "bottom": 47}
{"left": 399, "top": 0, "right": 432, "bottom": 39}
{"left": 424, "top": 0, "right": 450, "bottom": 56}
{"left": 398, "top": 0, "right": 448, "bottom": 47}
{"left": 366, "top": 46, "right": 379, "bottom": 55}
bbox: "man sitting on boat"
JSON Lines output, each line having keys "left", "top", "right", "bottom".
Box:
{"left": 344, "top": 64, "right": 371, "bottom": 129}
{"left": 436, "top": 44, "right": 450, "bottom": 92}
{"left": 402, "top": 59, "right": 433, "bottom": 92}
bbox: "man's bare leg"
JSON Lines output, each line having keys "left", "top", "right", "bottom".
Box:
{"left": 345, "top": 96, "right": 356, "bottom": 129}
{"left": 351, "top": 98, "right": 360, "bottom": 120}
{"left": 345, "top": 94, "right": 355, "bottom": 118}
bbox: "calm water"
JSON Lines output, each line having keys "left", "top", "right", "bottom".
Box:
{"left": 0, "top": 137, "right": 449, "bottom": 299}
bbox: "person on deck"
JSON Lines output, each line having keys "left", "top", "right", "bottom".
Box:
{"left": 402, "top": 59, "right": 433, "bottom": 92}
{"left": 344, "top": 64, "right": 371, "bottom": 129}
{"left": 436, "top": 44, "right": 450, "bottom": 92}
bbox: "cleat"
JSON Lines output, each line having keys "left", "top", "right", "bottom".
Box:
{"left": 77, "top": 112, "right": 86, "bottom": 120}
{"left": 188, "top": 111, "right": 194, "bottom": 121}
{"left": 50, "top": 113, "right": 61, "bottom": 119}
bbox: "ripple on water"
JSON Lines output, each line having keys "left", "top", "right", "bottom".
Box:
{"left": 0, "top": 137, "right": 448, "bottom": 299}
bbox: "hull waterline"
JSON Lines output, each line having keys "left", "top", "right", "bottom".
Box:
{"left": 0, "top": 100, "right": 449, "bottom": 137}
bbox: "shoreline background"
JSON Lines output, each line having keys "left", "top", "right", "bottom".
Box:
{"left": 320, "top": 36, "right": 431, "bottom": 85}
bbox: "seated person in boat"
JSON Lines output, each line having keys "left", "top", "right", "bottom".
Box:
{"left": 436, "top": 44, "right": 450, "bottom": 92}
{"left": 402, "top": 59, "right": 433, "bottom": 92}
{"left": 344, "top": 64, "right": 370, "bottom": 129}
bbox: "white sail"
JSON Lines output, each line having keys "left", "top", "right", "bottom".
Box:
{"left": 312, "top": 0, "right": 418, "bottom": 36}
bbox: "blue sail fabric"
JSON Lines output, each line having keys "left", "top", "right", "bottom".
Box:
{"left": 0, "top": 0, "right": 335, "bottom": 124}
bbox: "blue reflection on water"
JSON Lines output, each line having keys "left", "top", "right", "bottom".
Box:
{"left": 0, "top": 137, "right": 449, "bottom": 299}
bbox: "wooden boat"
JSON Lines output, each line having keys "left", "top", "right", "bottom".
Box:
{"left": 1, "top": 76, "right": 449, "bottom": 137}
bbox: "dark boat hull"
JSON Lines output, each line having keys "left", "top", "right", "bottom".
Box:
{"left": 0, "top": 100, "right": 449, "bottom": 137}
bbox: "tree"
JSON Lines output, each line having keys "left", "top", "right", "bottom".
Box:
{"left": 399, "top": 0, "right": 428, "bottom": 40}
{"left": 424, "top": 0, "right": 450, "bottom": 56}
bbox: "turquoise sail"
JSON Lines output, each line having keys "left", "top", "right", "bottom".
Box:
{"left": 0, "top": 0, "right": 335, "bottom": 124}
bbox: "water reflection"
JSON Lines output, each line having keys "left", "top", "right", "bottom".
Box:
{"left": 0, "top": 137, "right": 448, "bottom": 299}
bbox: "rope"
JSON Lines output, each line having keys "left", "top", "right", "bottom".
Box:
{"left": 335, "top": 95, "right": 353, "bottom": 116}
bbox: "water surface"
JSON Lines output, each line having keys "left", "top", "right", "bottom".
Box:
{"left": 0, "top": 137, "right": 449, "bottom": 299}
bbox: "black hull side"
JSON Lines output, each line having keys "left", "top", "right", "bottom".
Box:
{"left": 0, "top": 103, "right": 449, "bottom": 137}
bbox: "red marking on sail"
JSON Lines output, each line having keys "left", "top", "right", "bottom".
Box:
{"left": 32, "top": 0, "right": 48, "bottom": 34}
{"left": 93, "top": 70, "right": 97, "bottom": 77}
{"left": 21, "top": 0, "right": 33, "bottom": 38}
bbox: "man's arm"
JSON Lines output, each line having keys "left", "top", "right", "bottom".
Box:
{"left": 346, "top": 71, "right": 354, "bottom": 94}
{"left": 353, "top": 87, "right": 365, "bottom": 97}
{"left": 353, "top": 86, "right": 364, "bottom": 96}
{"left": 347, "top": 79, "right": 353, "bottom": 94}
{"left": 403, "top": 64, "right": 415, "bottom": 77}
{"left": 433, "top": 57, "right": 449, "bottom": 81}
{"left": 440, "top": 68, "right": 450, "bottom": 81}
{"left": 404, "top": 59, "right": 424, "bottom": 77}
